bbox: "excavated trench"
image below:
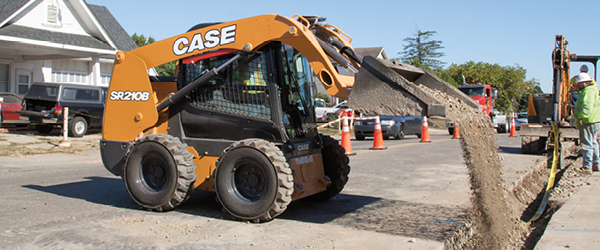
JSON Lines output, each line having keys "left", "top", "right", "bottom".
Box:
{"left": 346, "top": 57, "right": 589, "bottom": 248}
{"left": 418, "top": 86, "right": 588, "bottom": 249}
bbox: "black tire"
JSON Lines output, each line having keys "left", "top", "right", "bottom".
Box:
{"left": 448, "top": 127, "right": 454, "bottom": 135}
{"left": 355, "top": 133, "right": 365, "bottom": 140}
{"left": 417, "top": 133, "right": 422, "bottom": 139}
{"left": 215, "top": 139, "right": 293, "bottom": 222}
{"left": 309, "top": 134, "right": 350, "bottom": 201}
{"left": 123, "top": 134, "right": 197, "bottom": 212}
{"left": 394, "top": 124, "right": 405, "bottom": 140}
{"left": 35, "top": 124, "right": 54, "bottom": 134}
{"left": 68, "top": 116, "right": 87, "bottom": 138}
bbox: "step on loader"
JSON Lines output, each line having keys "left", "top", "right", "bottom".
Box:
{"left": 100, "top": 14, "right": 468, "bottom": 222}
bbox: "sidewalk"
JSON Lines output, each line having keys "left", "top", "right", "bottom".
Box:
{"left": 535, "top": 173, "right": 600, "bottom": 249}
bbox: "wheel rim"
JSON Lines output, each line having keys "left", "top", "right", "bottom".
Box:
{"left": 228, "top": 160, "right": 267, "bottom": 203}
{"left": 139, "top": 154, "right": 170, "bottom": 193}
{"left": 74, "top": 120, "right": 85, "bottom": 135}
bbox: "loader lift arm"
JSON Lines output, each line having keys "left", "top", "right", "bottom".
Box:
{"left": 104, "top": 14, "right": 359, "bottom": 141}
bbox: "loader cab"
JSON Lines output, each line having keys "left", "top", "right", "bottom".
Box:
{"left": 172, "top": 42, "right": 317, "bottom": 155}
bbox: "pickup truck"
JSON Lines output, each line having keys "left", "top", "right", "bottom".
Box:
{"left": 493, "top": 112, "right": 509, "bottom": 133}
{"left": 19, "top": 82, "right": 107, "bottom": 137}
{"left": 315, "top": 101, "right": 352, "bottom": 123}
{"left": 493, "top": 111, "right": 526, "bottom": 133}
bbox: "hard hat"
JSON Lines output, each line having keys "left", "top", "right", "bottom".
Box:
{"left": 580, "top": 64, "right": 589, "bottom": 72}
{"left": 576, "top": 72, "right": 593, "bottom": 83}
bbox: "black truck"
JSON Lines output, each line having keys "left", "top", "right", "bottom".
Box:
{"left": 19, "top": 82, "right": 107, "bottom": 137}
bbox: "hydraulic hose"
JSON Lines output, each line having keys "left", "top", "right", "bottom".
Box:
{"left": 315, "top": 37, "right": 358, "bottom": 73}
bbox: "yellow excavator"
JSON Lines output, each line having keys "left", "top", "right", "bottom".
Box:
{"left": 521, "top": 35, "right": 600, "bottom": 158}
{"left": 100, "top": 14, "right": 472, "bottom": 222}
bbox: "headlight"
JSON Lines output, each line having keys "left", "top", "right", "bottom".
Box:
{"left": 355, "top": 121, "right": 361, "bottom": 126}
{"left": 381, "top": 120, "right": 395, "bottom": 126}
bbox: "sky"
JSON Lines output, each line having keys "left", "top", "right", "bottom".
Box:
{"left": 88, "top": 0, "right": 600, "bottom": 93}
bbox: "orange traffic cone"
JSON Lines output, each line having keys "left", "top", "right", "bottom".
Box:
{"left": 420, "top": 116, "right": 431, "bottom": 143}
{"left": 341, "top": 116, "right": 356, "bottom": 156}
{"left": 452, "top": 125, "right": 461, "bottom": 139}
{"left": 370, "top": 115, "right": 387, "bottom": 150}
{"left": 509, "top": 115, "right": 517, "bottom": 137}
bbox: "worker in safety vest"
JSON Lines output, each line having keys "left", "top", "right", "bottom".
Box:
{"left": 574, "top": 72, "right": 600, "bottom": 174}
{"left": 570, "top": 65, "right": 597, "bottom": 104}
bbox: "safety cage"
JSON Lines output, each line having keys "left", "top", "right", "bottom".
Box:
{"left": 178, "top": 42, "right": 318, "bottom": 142}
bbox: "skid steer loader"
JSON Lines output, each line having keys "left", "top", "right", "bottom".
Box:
{"left": 100, "top": 14, "right": 465, "bottom": 222}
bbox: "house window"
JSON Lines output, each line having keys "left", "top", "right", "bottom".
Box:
{"left": 52, "top": 60, "right": 88, "bottom": 84}
{"left": 0, "top": 64, "right": 8, "bottom": 92}
{"left": 17, "top": 71, "right": 31, "bottom": 95}
{"left": 52, "top": 71, "right": 87, "bottom": 84}
{"left": 100, "top": 63, "right": 113, "bottom": 86}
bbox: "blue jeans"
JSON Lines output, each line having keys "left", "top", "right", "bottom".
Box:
{"left": 579, "top": 122, "right": 600, "bottom": 169}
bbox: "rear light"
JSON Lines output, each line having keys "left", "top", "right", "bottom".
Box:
{"left": 54, "top": 104, "right": 63, "bottom": 115}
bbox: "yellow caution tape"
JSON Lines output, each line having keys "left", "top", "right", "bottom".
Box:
{"left": 528, "top": 123, "right": 559, "bottom": 222}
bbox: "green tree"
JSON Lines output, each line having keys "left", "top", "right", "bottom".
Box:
{"left": 131, "top": 33, "right": 155, "bottom": 47}
{"left": 399, "top": 30, "right": 446, "bottom": 69}
{"left": 131, "top": 33, "right": 175, "bottom": 77}
{"left": 445, "top": 61, "right": 542, "bottom": 113}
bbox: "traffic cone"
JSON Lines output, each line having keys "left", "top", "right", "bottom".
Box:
{"left": 509, "top": 115, "right": 517, "bottom": 137}
{"left": 341, "top": 116, "right": 356, "bottom": 156}
{"left": 370, "top": 115, "right": 387, "bottom": 150}
{"left": 452, "top": 125, "right": 461, "bottom": 139}
{"left": 420, "top": 116, "right": 431, "bottom": 143}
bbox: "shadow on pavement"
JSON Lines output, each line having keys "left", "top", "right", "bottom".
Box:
{"left": 23, "top": 178, "right": 468, "bottom": 242}
{"left": 281, "top": 194, "right": 469, "bottom": 242}
{"left": 23, "top": 176, "right": 137, "bottom": 209}
{"left": 498, "top": 146, "right": 522, "bottom": 154}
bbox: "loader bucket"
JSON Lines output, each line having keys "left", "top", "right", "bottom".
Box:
{"left": 348, "top": 56, "right": 480, "bottom": 117}
{"left": 348, "top": 56, "right": 446, "bottom": 117}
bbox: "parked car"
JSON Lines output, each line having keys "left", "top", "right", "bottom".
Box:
{"left": 354, "top": 116, "right": 422, "bottom": 140}
{"left": 315, "top": 101, "right": 352, "bottom": 123}
{"left": 18, "top": 82, "right": 107, "bottom": 137}
{"left": 0, "top": 92, "right": 27, "bottom": 125}
{"left": 515, "top": 112, "right": 527, "bottom": 130}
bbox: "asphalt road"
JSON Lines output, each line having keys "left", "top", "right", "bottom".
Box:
{"left": 0, "top": 130, "right": 540, "bottom": 249}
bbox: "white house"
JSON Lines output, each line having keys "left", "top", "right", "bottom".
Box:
{"left": 0, "top": 0, "right": 136, "bottom": 96}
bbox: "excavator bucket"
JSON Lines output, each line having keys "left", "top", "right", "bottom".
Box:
{"left": 348, "top": 56, "right": 479, "bottom": 117}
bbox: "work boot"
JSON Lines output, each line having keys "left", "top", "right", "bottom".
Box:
{"left": 580, "top": 167, "right": 593, "bottom": 174}
{"left": 593, "top": 165, "right": 600, "bottom": 172}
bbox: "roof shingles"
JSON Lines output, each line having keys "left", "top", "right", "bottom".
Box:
{"left": 0, "top": 1, "right": 136, "bottom": 53}
{"left": 0, "top": 24, "right": 114, "bottom": 51}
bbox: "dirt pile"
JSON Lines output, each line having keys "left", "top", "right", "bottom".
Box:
{"left": 421, "top": 86, "right": 526, "bottom": 249}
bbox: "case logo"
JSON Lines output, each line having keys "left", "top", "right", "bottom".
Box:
{"left": 297, "top": 143, "right": 310, "bottom": 152}
{"left": 172, "top": 24, "right": 236, "bottom": 56}
{"left": 109, "top": 91, "right": 150, "bottom": 101}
